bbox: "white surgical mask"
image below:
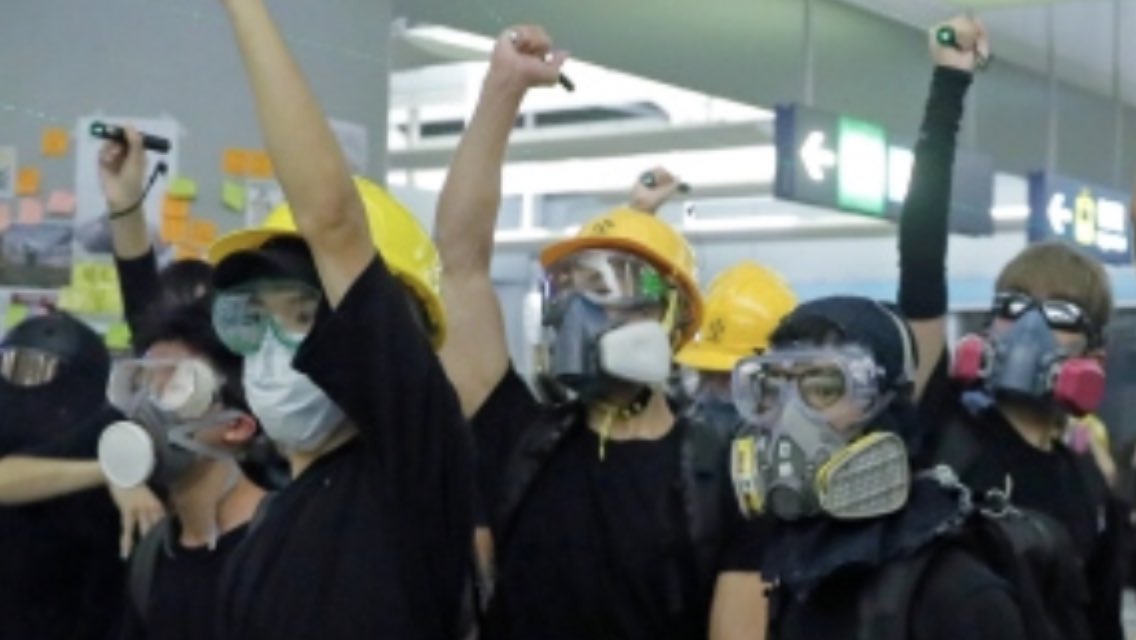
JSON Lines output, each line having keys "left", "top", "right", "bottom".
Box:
{"left": 243, "top": 333, "right": 345, "bottom": 453}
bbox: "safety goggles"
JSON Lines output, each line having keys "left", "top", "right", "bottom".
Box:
{"left": 991, "top": 292, "right": 1095, "bottom": 336}
{"left": 212, "top": 280, "right": 323, "bottom": 356}
{"left": 541, "top": 249, "right": 673, "bottom": 326}
{"left": 0, "top": 347, "right": 61, "bottom": 387}
{"left": 107, "top": 357, "right": 220, "bottom": 419}
{"left": 731, "top": 345, "right": 885, "bottom": 429}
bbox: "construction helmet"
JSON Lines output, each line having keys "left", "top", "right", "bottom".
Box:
{"left": 675, "top": 261, "right": 797, "bottom": 372}
{"left": 539, "top": 207, "right": 702, "bottom": 348}
{"left": 207, "top": 177, "right": 446, "bottom": 348}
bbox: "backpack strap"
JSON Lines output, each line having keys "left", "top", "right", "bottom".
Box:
{"left": 856, "top": 547, "right": 938, "bottom": 640}
{"left": 495, "top": 404, "right": 579, "bottom": 541}
{"left": 128, "top": 517, "right": 173, "bottom": 625}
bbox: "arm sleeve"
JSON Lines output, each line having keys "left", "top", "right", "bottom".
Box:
{"left": 897, "top": 67, "right": 973, "bottom": 320}
{"left": 114, "top": 250, "right": 161, "bottom": 351}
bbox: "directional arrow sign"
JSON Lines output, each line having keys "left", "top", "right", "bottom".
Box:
{"left": 800, "top": 131, "right": 836, "bottom": 182}
{"left": 1047, "top": 193, "right": 1072, "bottom": 234}
{"left": 1028, "top": 171, "right": 1133, "bottom": 265}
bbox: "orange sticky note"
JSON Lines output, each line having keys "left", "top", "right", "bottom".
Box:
{"left": 42, "top": 127, "right": 70, "bottom": 157}
{"left": 174, "top": 244, "right": 201, "bottom": 261}
{"left": 16, "top": 167, "right": 41, "bottom": 196}
{"left": 18, "top": 198, "right": 44, "bottom": 225}
{"left": 0, "top": 203, "right": 10, "bottom": 233}
{"left": 160, "top": 216, "right": 187, "bottom": 244}
{"left": 222, "top": 149, "right": 249, "bottom": 176}
{"left": 247, "top": 151, "right": 273, "bottom": 179}
{"left": 187, "top": 218, "right": 218, "bottom": 247}
{"left": 162, "top": 197, "right": 190, "bottom": 221}
{"left": 46, "top": 190, "right": 76, "bottom": 216}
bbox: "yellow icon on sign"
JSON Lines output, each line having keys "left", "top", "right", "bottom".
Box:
{"left": 1073, "top": 188, "right": 1097, "bottom": 247}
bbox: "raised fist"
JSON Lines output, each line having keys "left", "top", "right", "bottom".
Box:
{"left": 488, "top": 25, "right": 568, "bottom": 92}
{"left": 929, "top": 15, "right": 990, "bottom": 73}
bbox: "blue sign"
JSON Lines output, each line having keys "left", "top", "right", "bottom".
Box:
{"left": 1027, "top": 171, "right": 1132, "bottom": 265}
{"left": 775, "top": 103, "right": 994, "bottom": 236}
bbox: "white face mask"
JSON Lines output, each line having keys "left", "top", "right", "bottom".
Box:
{"left": 242, "top": 333, "right": 345, "bottom": 453}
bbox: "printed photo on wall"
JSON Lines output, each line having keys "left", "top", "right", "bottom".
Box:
{"left": 0, "top": 147, "right": 17, "bottom": 200}
{"left": 0, "top": 221, "right": 74, "bottom": 288}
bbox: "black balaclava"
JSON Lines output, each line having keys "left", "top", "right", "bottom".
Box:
{"left": 0, "top": 312, "right": 111, "bottom": 456}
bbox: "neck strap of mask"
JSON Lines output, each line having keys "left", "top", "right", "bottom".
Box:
{"left": 592, "top": 386, "right": 654, "bottom": 460}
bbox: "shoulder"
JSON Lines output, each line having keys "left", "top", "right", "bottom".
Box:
{"left": 912, "top": 547, "right": 1025, "bottom": 638}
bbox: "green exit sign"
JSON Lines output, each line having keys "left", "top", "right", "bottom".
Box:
{"left": 836, "top": 116, "right": 888, "bottom": 216}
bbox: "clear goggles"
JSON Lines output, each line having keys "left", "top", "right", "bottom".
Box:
{"left": 731, "top": 345, "right": 885, "bottom": 430}
{"left": 992, "top": 291, "right": 1095, "bottom": 337}
{"left": 541, "top": 249, "right": 674, "bottom": 326}
{"left": 107, "top": 357, "right": 221, "bottom": 420}
{"left": 0, "top": 347, "right": 62, "bottom": 387}
{"left": 212, "top": 280, "right": 323, "bottom": 356}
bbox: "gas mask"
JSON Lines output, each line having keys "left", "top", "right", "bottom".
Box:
{"left": 99, "top": 358, "right": 240, "bottom": 490}
{"left": 682, "top": 368, "right": 742, "bottom": 436}
{"left": 729, "top": 345, "right": 911, "bottom": 521}
{"left": 951, "top": 292, "right": 1105, "bottom": 416}
{"left": 540, "top": 249, "right": 677, "bottom": 398}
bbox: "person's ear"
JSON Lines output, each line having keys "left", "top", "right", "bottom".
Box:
{"left": 222, "top": 413, "right": 258, "bottom": 445}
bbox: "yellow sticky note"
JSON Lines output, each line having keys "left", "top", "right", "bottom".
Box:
{"left": 0, "top": 203, "right": 10, "bottom": 233}
{"left": 3, "top": 304, "right": 28, "bottom": 330}
{"left": 168, "top": 177, "right": 198, "bottom": 201}
{"left": 57, "top": 287, "right": 91, "bottom": 314}
{"left": 247, "top": 151, "right": 273, "bottom": 179}
{"left": 222, "top": 180, "right": 246, "bottom": 212}
{"left": 16, "top": 167, "right": 41, "bottom": 196}
{"left": 222, "top": 149, "right": 249, "bottom": 176}
{"left": 163, "top": 197, "right": 190, "bottom": 221}
{"left": 91, "top": 287, "right": 123, "bottom": 315}
{"left": 18, "top": 198, "right": 43, "bottom": 225}
{"left": 46, "top": 190, "right": 76, "bottom": 216}
{"left": 187, "top": 218, "right": 218, "bottom": 247}
{"left": 104, "top": 322, "right": 132, "bottom": 350}
{"left": 42, "top": 127, "right": 70, "bottom": 157}
{"left": 161, "top": 216, "right": 188, "bottom": 244}
{"left": 71, "top": 262, "right": 118, "bottom": 289}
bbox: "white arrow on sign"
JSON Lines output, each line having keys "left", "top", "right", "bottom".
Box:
{"left": 1047, "top": 193, "right": 1072, "bottom": 234}
{"left": 800, "top": 131, "right": 836, "bottom": 182}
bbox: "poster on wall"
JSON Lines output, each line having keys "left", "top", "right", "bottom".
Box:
{"left": 72, "top": 115, "right": 181, "bottom": 259}
{"left": 0, "top": 222, "right": 74, "bottom": 288}
{"left": 245, "top": 179, "right": 286, "bottom": 229}
{"left": 329, "top": 119, "right": 369, "bottom": 176}
{"left": 0, "top": 147, "right": 17, "bottom": 199}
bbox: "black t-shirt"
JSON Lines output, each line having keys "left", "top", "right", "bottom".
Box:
{"left": 771, "top": 546, "right": 1026, "bottom": 640}
{"left": 475, "top": 368, "right": 763, "bottom": 640}
{"left": 215, "top": 259, "right": 474, "bottom": 640}
{"left": 0, "top": 404, "right": 125, "bottom": 640}
{"left": 920, "top": 362, "right": 1125, "bottom": 640}
{"left": 120, "top": 522, "right": 247, "bottom": 640}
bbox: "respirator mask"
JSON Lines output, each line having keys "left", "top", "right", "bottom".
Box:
{"left": 99, "top": 357, "right": 241, "bottom": 490}
{"left": 539, "top": 249, "right": 677, "bottom": 399}
{"left": 681, "top": 367, "right": 742, "bottom": 435}
{"left": 729, "top": 344, "right": 911, "bottom": 522}
{"left": 951, "top": 292, "right": 1105, "bottom": 416}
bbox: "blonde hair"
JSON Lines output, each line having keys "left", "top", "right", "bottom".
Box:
{"left": 995, "top": 241, "right": 1113, "bottom": 332}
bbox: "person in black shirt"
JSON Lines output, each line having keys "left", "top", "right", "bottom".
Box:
{"left": 435, "top": 25, "right": 765, "bottom": 640}
{"left": 896, "top": 16, "right": 1127, "bottom": 640}
{"left": 0, "top": 312, "right": 125, "bottom": 640}
{"left": 205, "top": 1, "right": 473, "bottom": 638}
{"left": 732, "top": 296, "right": 1028, "bottom": 640}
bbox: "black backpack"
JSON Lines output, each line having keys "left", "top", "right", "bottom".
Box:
{"left": 492, "top": 402, "right": 730, "bottom": 616}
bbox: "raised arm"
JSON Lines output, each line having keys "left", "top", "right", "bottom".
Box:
{"left": 899, "top": 16, "right": 984, "bottom": 399}
{"left": 221, "top": 0, "right": 368, "bottom": 307}
{"left": 435, "top": 27, "right": 565, "bottom": 416}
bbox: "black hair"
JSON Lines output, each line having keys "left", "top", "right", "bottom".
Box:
{"left": 134, "top": 299, "right": 247, "bottom": 414}
{"left": 158, "top": 259, "right": 214, "bottom": 309}
{"left": 769, "top": 313, "right": 846, "bottom": 350}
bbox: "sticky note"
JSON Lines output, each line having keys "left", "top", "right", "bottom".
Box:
{"left": 70, "top": 262, "right": 117, "bottom": 289}
{"left": 16, "top": 167, "right": 40, "bottom": 196}
{"left": 162, "top": 197, "right": 190, "bottom": 221}
{"left": 161, "top": 216, "right": 188, "bottom": 244}
{"left": 247, "top": 151, "right": 273, "bottom": 179}
{"left": 0, "top": 203, "right": 10, "bottom": 233}
{"left": 222, "top": 149, "right": 249, "bottom": 176}
{"left": 3, "top": 304, "right": 28, "bottom": 330}
{"left": 187, "top": 218, "right": 218, "bottom": 247}
{"left": 168, "top": 177, "right": 198, "bottom": 201}
{"left": 104, "top": 322, "right": 132, "bottom": 350}
{"left": 18, "top": 198, "right": 43, "bottom": 225}
{"left": 41, "top": 127, "right": 70, "bottom": 157}
{"left": 222, "top": 180, "right": 246, "bottom": 212}
{"left": 56, "top": 287, "right": 89, "bottom": 314}
{"left": 174, "top": 244, "right": 201, "bottom": 261}
{"left": 46, "top": 189, "right": 76, "bottom": 216}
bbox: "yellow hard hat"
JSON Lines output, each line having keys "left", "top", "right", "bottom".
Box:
{"left": 539, "top": 207, "right": 703, "bottom": 348}
{"left": 207, "top": 177, "right": 446, "bottom": 348}
{"left": 674, "top": 261, "right": 797, "bottom": 372}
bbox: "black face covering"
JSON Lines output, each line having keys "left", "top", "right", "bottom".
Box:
{"left": 0, "top": 378, "right": 104, "bottom": 457}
